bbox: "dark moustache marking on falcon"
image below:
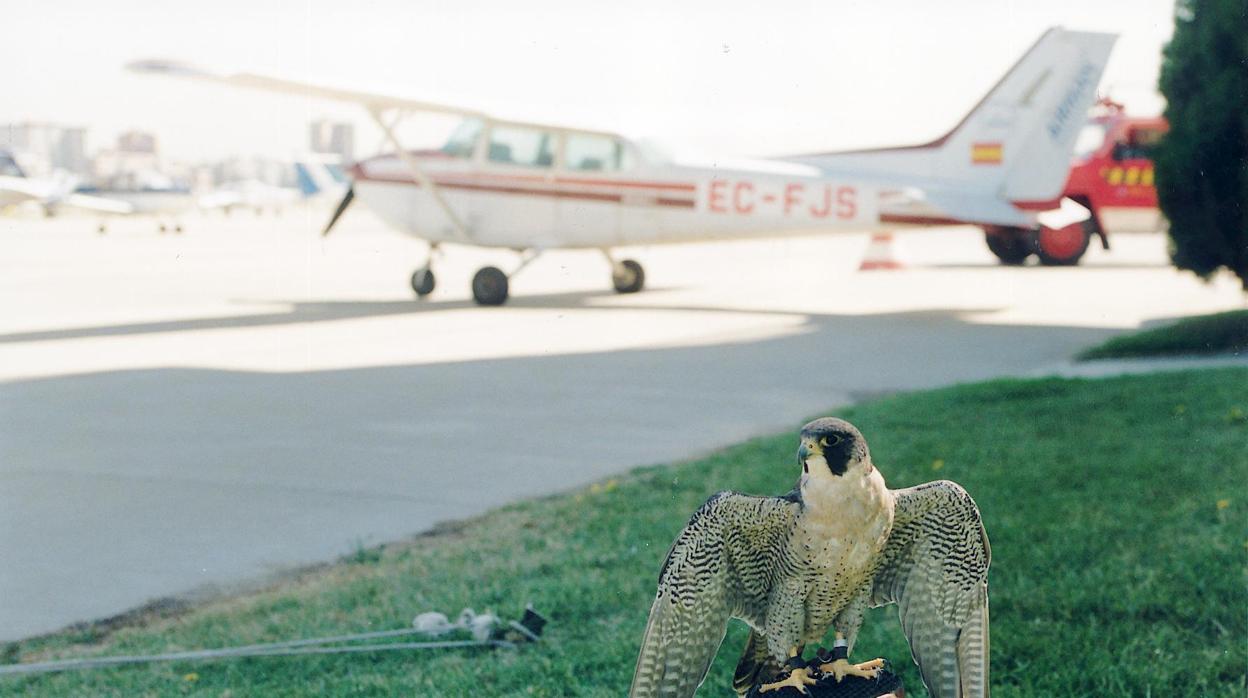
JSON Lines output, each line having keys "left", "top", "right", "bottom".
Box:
{"left": 799, "top": 417, "right": 868, "bottom": 477}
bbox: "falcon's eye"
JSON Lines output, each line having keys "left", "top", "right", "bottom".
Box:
{"left": 819, "top": 434, "right": 842, "bottom": 448}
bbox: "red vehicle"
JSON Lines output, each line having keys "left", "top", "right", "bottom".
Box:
{"left": 985, "top": 99, "right": 1168, "bottom": 265}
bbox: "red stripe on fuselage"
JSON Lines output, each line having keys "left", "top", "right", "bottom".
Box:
{"left": 351, "top": 167, "right": 698, "bottom": 208}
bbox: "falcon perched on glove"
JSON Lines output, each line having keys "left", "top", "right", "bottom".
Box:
{"left": 629, "top": 417, "right": 991, "bottom": 698}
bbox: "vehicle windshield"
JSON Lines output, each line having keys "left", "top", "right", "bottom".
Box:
{"left": 441, "top": 118, "right": 483, "bottom": 158}
{"left": 1073, "top": 123, "right": 1107, "bottom": 159}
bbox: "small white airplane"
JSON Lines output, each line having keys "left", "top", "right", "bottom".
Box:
{"left": 76, "top": 169, "right": 196, "bottom": 233}
{"left": 129, "top": 26, "right": 1115, "bottom": 305}
{"left": 199, "top": 156, "right": 351, "bottom": 215}
{"left": 0, "top": 151, "right": 133, "bottom": 219}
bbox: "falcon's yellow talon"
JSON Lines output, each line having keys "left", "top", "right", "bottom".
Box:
{"left": 817, "top": 657, "right": 885, "bottom": 682}
{"left": 759, "top": 667, "right": 818, "bottom": 693}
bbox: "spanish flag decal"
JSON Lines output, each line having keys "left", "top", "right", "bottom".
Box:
{"left": 971, "top": 142, "right": 1003, "bottom": 165}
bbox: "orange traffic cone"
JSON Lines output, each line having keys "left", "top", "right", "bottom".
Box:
{"left": 858, "top": 232, "right": 905, "bottom": 271}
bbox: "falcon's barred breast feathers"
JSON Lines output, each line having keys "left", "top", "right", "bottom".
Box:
{"left": 629, "top": 418, "right": 991, "bottom": 698}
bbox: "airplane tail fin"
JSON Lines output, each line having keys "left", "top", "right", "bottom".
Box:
{"left": 294, "top": 159, "right": 350, "bottom": 198}
{"left": 950, "top": 27, "right": 1117, "bottom": 203}
{"left": 0, "top": 151, "right": 28, "bottom": 179}
{"left": 793, "top": 27, "right": 1117, "bottom": 207}
{"left": 294, "top": 162, "right": 325, "bottom": 196}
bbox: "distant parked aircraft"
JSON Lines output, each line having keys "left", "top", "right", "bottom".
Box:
{"left": 199, "top": 156, "right": 351, "bottom": 215}
{"left": 0, "top": 150, "right": 132, "bottom": 220}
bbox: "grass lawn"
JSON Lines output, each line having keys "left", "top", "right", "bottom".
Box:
{"left": 5, "top": 369, "right": 1247, "bottom": 696}
{"left": 1078, "top": 309, "right": 1248, "bottom": 360}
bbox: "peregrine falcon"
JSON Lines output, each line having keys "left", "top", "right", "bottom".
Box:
{"left": 629, "top": 417, "right": 990, "bottom": 697}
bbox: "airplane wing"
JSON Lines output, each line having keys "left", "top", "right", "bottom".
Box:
{"left": 58, "top": 192, "right": 134, "bottom": 215}
{"left": 0, "top": 176, "right": 55, "bottom": 207}
{"left": 1, "top": 169, "right": 133, "bottom": 215}
{"left": 125, "top": 59, "right": 487, "bottom": 119}
{"left": 127, "top": 58, "right": 480, "bottom": 240}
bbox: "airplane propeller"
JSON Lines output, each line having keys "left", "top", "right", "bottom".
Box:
{"left": 322, "top": 186, "right": 355, "bottom": 236}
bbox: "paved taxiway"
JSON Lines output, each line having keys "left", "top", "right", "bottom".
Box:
{"left": 1, "top": 209, "right": 1243, "bottom": 640}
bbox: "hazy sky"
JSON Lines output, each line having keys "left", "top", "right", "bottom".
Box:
{"left": 2, "top": 0, "right": 1175, "bottom": 164}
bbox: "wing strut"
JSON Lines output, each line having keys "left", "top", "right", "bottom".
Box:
{"left": 367, "top": 106, "right": 471, "bottom": 242}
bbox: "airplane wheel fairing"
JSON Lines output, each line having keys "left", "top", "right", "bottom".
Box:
{"left": 1032, "top": 221, "right": 1090, "bottom": 266}
{"left": 410, "top": 268, "right": 436, "bottom": 297}
{"left": 472, "top": 266, "right": 509, "bottom": 306}
{"left": 984, "top": 228, "right": 1031, "bottom": 265}
{"left": 612, "top": 259, "right": 645, "bottom": 293}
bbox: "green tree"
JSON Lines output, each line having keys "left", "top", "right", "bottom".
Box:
{"left": 1156, "top": 0, "right": 1248, "bottom": 290}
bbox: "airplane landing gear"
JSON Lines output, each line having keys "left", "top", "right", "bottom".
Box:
{"left": 602, "top": 250, "right": 645, "bottom": 294}
{"left": 611, "top": 259, "right": 645, "bottom": 294}
{"left": 469, "top": 249, "right": 541, "bottom": 306}
{"left": 983, "top": 226, "right": 1031, "bottom": 265}
{"left": 409, "top": 243, "right": 441, "bottom": 299}
{"left": 471, "top": 266, "right": 509, "bottom": 305}
{"left": 410, "top": 268, "right": 436, "bottom": 297}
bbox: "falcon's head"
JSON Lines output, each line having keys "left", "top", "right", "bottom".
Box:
{"left": 797, "top": 417, "right": 872, "bottom": 479}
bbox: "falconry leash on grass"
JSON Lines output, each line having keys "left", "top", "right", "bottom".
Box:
{"left": 0, "top": 606, "right": 546, "bottom": 676}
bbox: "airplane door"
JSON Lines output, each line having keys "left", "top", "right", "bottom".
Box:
{"left": 478, "top": 124, "right": 558, "bottom": 247}
{"left": 557, "top": 133, "right": 623, "bottom": 246}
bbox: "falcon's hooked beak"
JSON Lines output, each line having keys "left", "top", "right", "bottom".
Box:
{"left": 797, "top": 442, "right": 812, "bottom": 472}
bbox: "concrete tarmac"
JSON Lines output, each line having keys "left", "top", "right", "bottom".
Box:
{"left": 1, "top": 209, "right": 1242, "bottom": 640}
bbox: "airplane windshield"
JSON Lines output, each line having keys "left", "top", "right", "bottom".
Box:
{"left": 565, "top": 133, "right": 633, "bottom": 172}
{"left": 441, "top": 118, "right": 483, "bottom": 158}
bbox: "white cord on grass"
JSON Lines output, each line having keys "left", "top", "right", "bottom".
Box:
{"left": 1, "top": 621, "right": 520, "bottom": 676}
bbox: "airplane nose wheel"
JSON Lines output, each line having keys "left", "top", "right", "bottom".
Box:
{"left": 472, "top": 266, "right": 509, "bottom": 306}
{"left": 611, "top": 259, "right": 645, "bottom": 294}
{"left": 410, "top": 268, "right": 436, "bottom": 297}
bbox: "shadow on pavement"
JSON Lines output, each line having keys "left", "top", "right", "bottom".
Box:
{"left": 0, "top": 303, "right": 1121, "bottom": 640}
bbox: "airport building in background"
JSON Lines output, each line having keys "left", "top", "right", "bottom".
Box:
{"left": 1, "top": 122, "right": 90, "bottom": 177}
{"left": 309, "top": 120, "right": 354, "bottom": 163}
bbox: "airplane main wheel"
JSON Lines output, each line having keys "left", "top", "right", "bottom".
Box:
{"left": 984, "top": 228, "right": 1031, "bottom": 265}
{"left": 1031, "top": 221, "right": 1091, "bottom": 266}
{"left": 410, "top": 268, "right": 436, "bottom": 297}
{"left": 471, "top": 266, "right": 509, "bottom": 306}
{"left": 612, "top": 259, "right": 645, "bottom": 293}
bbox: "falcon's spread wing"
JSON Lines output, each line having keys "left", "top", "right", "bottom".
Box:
{"left": 872, "top": 480, "right": 991, "bottom": 698}
{"left": 630, "top": 490, "right": 800, "bottom": 698}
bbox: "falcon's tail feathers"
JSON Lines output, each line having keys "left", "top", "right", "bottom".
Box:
{"left": 957, "top": 587, "right": 990, "bottom": 697}
{"left": 731, "top": 630, "right": 779, "bottom": 694}
{"left": 629, "top": 591, "right": 729, "bottom": 698}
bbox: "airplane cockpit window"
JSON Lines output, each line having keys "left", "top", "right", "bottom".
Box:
{"left": 565, "top": 133, "right": 631, "bottom": 172}
{"left": 441, "top": 118, "right": 483, "bottom": 158}
{"left": 487, "top": 125, "right": 555, "bottom": 168}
